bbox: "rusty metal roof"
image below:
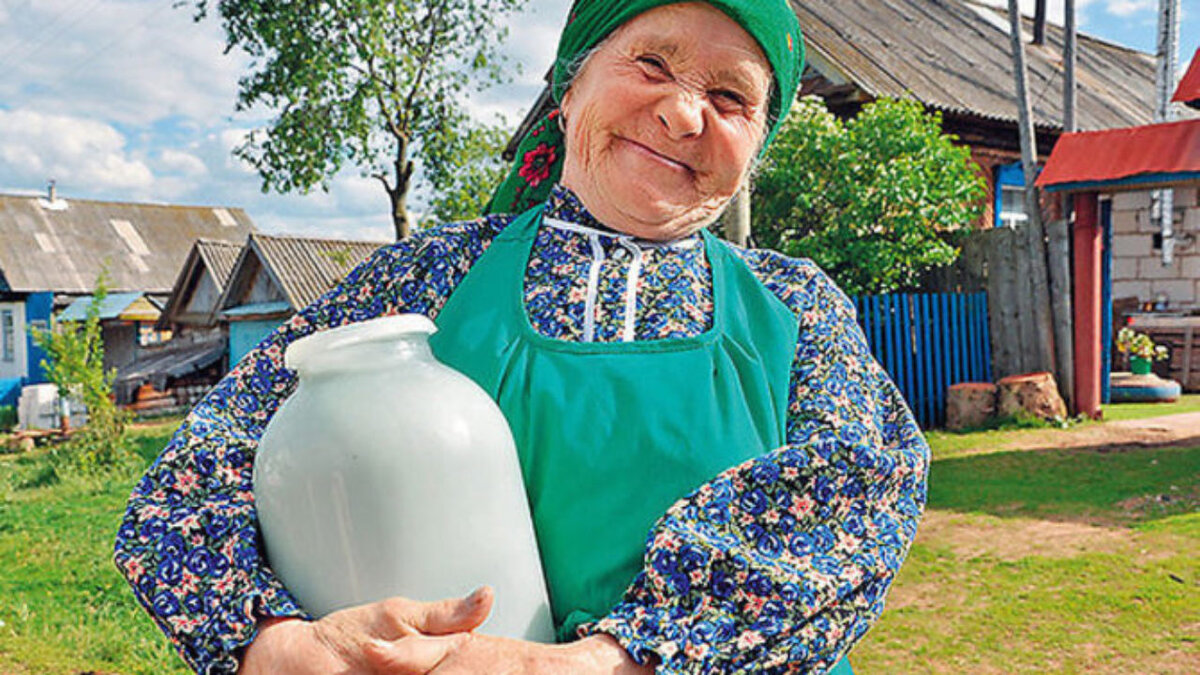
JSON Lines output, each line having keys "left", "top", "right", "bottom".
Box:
{"left": 0, "top": 193, "right": 256, "bottom": 294}
{"left": 794, "top": 0, "right": 1173, "bottom": 131}
{"left": 220, "top": 233, "right": 388, "bottom": 312}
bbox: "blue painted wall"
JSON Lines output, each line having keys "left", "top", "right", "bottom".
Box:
{"left": 229, "top": 319, "right": 285, "bottom": 367}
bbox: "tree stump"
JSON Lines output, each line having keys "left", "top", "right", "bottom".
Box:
{"left": 946, "top": 382, "right": 999, "bottom": 431}
{"left": 997, "top": 372, "right": 1067, "bottom": 421}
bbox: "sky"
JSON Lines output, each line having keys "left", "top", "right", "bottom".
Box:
{"left": 0, "top": 0, "right": 1196, "bottom": 242}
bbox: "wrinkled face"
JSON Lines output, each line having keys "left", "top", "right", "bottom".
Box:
{"left": 559, "top": 2, "right": 772, "bottom": 241}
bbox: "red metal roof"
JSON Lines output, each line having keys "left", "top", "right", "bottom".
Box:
{"left": 1173, "top": 47, "right": 1200, "bottom": 106}
{"left": 1035, "top": 119, "right": 1200, "bottom": 190}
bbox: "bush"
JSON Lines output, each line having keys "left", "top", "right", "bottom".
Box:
{"left": 752, "top": 97, "right": 987, "bottom": 295}
{"left": 0, "top": 405, "right": 15, "bottom": 432}
{"left": 28, "top": 270, "right": 130, "bottom": 471}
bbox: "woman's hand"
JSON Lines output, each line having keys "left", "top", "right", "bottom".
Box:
{"left": 238, "top": 587, "right": 493, "bottom": 675}
{"left": 428, "top": 633, "right": 657, "bottom": 675}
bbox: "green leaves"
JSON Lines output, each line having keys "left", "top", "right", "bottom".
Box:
{"left": 753, "top": 97, "right": 986, "bottom": 295}
{"left": 187, "top": 0, "right": 528, "bottom": 238}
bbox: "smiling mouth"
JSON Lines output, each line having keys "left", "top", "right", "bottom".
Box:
{"left": 620, "top": 137, "right": 694, "bottom": 174}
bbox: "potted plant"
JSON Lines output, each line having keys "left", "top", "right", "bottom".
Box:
{"left": 1116, "top": 327, "right": 1169, "bottom": 375}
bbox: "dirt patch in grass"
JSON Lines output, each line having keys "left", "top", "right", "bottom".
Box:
{"left": 917, "top": 511, "right": 1133, "bottom": 560}
{"left": 931, "top": 411, "right": 1200, "bottom": 460}
{"left": 1116, "top": 485, "right": 1200, "bottom": 520}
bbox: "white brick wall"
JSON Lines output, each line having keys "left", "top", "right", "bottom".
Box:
{"left": 1150, "top": 279, "right": 1196, "bottom": 304}
{"left": 1104, "top": 188, "right": 1200, "bottom": 309}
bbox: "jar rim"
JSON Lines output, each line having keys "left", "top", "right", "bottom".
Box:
{"left": 285, "top": 314, "right": 437, "bottom": 371}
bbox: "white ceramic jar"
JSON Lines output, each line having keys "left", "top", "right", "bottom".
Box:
{"left": 253, "top": 314, "right": 554, "bottom": 641}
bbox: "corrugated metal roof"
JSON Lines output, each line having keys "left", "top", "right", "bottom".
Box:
{"left": 793, "top": 0, "right": 1180, "bottom": 131}
{"left": 223, "top": 233, "right": 387, "bottom": 312}
{"left": 157, "top": 239, "right": 245, "bottom": 328}
{"left": 1173, "top": 47, "right": 1200, "bottom": 108}
{"left": 0, "top": 194, "right": 256, "bottom": 294}
{"left": 1035, "top": 119, "right": 1200, "bottom": 190}
{"left": 59, "top": 292, "right": 148, "bottom": 321}
{"left": 195, "top": 239, "right": 242, "bottom": 293}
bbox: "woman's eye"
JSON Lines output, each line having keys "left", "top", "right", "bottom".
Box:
{"left": 636, "top": 55, "right": 669, "bottom": 77}
{"left": 711, "top": 90, "right": 747, "bottom": 111}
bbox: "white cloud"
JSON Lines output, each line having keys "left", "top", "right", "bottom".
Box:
{"left": 0, "top": 108, "right": 153, "bottom": 191}
{"left": 157, "top": 149, "right": 208, "bottom": 177}
{"left": 1106, "top": 0, "right": 1156, "bottom": 17}
{"left": 0, "top": 0, "right": 244, "bottom": 126}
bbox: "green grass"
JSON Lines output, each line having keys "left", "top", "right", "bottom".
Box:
{"left": 0, "top": 419, "right": 189, "bottom": 675}
{"left": 1100, "top": 393, "right": 1200, "bottom": 421}
{"left": 928, "top": 444, "right": 1200, "bottom": 524}
{"left": 2, "top": 415, "right": 1199, "bottom": 673}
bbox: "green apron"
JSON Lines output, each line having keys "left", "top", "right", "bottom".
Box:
{"left": 430, "top": 206, "right": 853, "bottom": 674}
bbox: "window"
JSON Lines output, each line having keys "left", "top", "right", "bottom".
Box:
{"left": 2, "top": 310, "right": 13, "bottom": 362}
{"left": 138, "top": 323, "right": 172, "bottom": 347}
{"left": 994, "top": 161, "right": 1029, "bottom": 228}
{"left": 999, "top": 185, "right": 1029, "bottom": 228}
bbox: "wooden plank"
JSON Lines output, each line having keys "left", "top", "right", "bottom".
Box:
{"left": 1183, "top": 326, "right": 1195, "bottom": 391}
{"left": 932, "top": 294, "right": 946, "bottom": 427}
{"left": 916, "top": 294, "right": 932, "bottom": 427}
{"left": 902, "top": 294, "right": 916, "bottom": 409}
{"left": 988, "top": 228, "right": 1020, "bottom": 379}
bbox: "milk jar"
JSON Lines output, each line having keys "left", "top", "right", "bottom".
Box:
{"left": 253, "top": 314, "right": 555, "bottom": 641}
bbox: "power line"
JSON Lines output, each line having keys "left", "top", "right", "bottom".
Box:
{"left": 0, "top": 0, "right": 108, "bottom": 74}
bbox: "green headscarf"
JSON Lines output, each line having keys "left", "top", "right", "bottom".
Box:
{"left": 486, "top": 0, "right": 805, "bottom": 214}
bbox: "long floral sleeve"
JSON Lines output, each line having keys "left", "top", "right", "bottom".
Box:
{"left": 582, "top": 255, "right": 930, "bottom": 673}
{"left": 112, "top": 220, "right": 504, "bottom": 674}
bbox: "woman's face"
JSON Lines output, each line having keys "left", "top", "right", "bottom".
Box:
{"left": 559, "top": 2, "right": 772, "bottom": 241}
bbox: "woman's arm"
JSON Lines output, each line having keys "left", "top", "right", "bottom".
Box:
{"left": 112, "top": 219, "right": 505, "bottom": 674}
{"left": 578, "top": 260, "right": 929, "bottom": 673}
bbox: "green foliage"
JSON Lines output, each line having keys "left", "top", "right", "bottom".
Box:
{"left": 186, "top": 0, "right": 527, "bottom": 238}
{"left": 0, "top": 405, "right": 15, "bottom": 432}
{"left": 28, "top": 271, "right": 130, "bottom": 471}
{"left": 423, "top": 121, "right": 512, "bottom": 224}
{"left": 752, "top": 97, "right": 987, "bottom": 295}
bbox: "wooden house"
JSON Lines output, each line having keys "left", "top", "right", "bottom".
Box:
{"left": 0, "top": 188, "right": 255, "bottom": 408}
{"left": 216, "top": 234, "right": 386, "bottom": 366}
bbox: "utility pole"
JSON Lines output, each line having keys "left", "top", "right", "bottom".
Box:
{"left": 1007, "top": 0, "right": 1056, "bottom": 375}
{"left": 1049, "top": 0, "right": 1079, "bottom": 411}
{"left": 722, "top": 185, "right": 752, "bottom": 247}
{"left": 1064, "top": 0, "right": 1077, "bottom": 132}
{"left": 1033, "top": 0, "right": 1047, "bottom": 46}
{"left": 1154, "top": 0, "right": 1181, "bottom": 266}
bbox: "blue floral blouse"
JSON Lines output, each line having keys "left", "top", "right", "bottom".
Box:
{"left": 114, "top": 185, "right": 928, "bottom": 674}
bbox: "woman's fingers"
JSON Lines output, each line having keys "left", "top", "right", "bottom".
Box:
{"left": 375, "top": 587, "right": 494, "bottom": 637}
{"left": 364, "top": 634, "right": 472, "bottom": 675}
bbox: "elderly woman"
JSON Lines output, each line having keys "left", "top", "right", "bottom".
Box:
{"left": 115, "top": 1, "right": 928, "bottom": 673}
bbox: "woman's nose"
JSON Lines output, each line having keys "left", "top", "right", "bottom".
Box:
{"left": 655, "top": 87, "right": 705, "bottom": 139}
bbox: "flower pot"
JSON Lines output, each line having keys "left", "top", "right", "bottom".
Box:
{"left": 1130, "top": 355, "right": 1153, "bottom": 375}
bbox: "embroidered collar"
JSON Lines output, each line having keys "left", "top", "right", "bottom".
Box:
{"left": 543, "top": 184, "right": 702, "bottom": 250}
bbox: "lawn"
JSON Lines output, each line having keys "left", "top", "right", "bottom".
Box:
{"left": 1, "top": 403, "right": 1198, "bottom": 674}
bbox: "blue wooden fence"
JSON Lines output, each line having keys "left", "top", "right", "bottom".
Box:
{"left": 851, "top": 292, "right": 992, "bottom": 428}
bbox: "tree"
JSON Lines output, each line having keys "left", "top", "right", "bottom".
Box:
{"left": 188, "top": 0, "right": 527, "bottom": 239}
{"left": 752, "top": 97, "right": 986, "bottom": 295}
{"left": 423, "top": 121, "right": 511, "bottom": 224}
{"left": 29, "top": 271, "right": 128, "bottom": 468}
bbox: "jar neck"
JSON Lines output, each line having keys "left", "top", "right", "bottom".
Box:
{"left": 294, "top": 334, "right": 434, "bottom": 378}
